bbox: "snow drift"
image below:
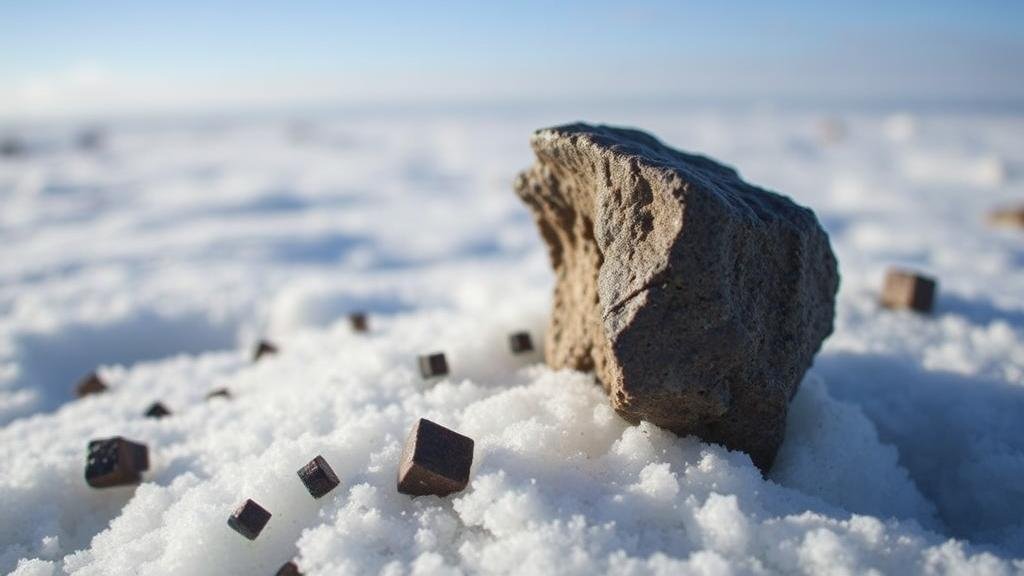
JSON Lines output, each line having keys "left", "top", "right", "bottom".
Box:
{"left": 1, "top": 106, "right": 1022, "bottom": 574}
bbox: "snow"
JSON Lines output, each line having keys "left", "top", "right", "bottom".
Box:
{"left": 1, "top": 104, "right": 1023, "bottom": 575}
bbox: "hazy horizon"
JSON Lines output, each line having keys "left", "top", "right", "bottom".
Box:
{"left": 3, "top": 0, "right": 1022, "bottom": 120}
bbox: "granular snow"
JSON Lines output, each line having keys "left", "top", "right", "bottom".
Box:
{"left": 1, "top": 105, "right": 1023, "bottom": 574}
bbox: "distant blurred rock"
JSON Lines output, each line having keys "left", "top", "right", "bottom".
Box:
{"left": 987, "top": 205, "right": 1024, "bottom": 230}
{"left": 76, "top": 127, "right": 104, "bottom": 151}
{"left": 515, "top": 123, "right": 839, "bottom": 471}
{"left": 0, "top": 136, "right": 25, "bottom": 158}
{"left": 817, "top": 117, "right": 847, "bottom": 145}
{"left": 881, "top": 268, "right": 937, "bottom": 313}
{"left": 75, "top": 371, "right": 108, "bottom": 398}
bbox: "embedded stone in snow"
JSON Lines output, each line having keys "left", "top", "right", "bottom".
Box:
{"left": 397, "top": 418, "right": 474, "bottom": 497}
{"left": 227, "top": 499, "right": 272, "bottom": 540}
{"left": 349, "top": 312, "right": 369, "bottom": 332}
{"left": 297, "top": 455, "right": 340, "bottom": 499}
{"left": 205, "top": 388, "right": 232, "bottom": 401}
{"left": 515, "top": 123, "right": 839, "bottom": 471}
{"left": 144, "top": 401, "right": 171, "bottom": 418}
{"left": 84, "top": 436, "right": 150, "bottom": 488}
{"left": 882, "top": 268, "right": 937, "bottom": 313}
{"left": 253, "top": 340, "right": 279, "bottom": 361}
{"left": 75, "top": 372, "right": 108, "bottom": 398}
{"left": 276, "top": 561, "right": 302, "bottom": 576}
{"left": 508, "top": 331, "right": 534, "bottom": 354}
{"left": 418, "top": 352, "right": 449, "bottom": 379}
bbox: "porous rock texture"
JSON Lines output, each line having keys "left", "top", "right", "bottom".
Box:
{"left": 515, "top": 123, "right": 839, "bottom": 471}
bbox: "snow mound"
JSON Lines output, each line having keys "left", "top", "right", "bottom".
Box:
{"left": 1, "top": 308, "right": 1018, "bottom": 575}
{"left": 2, "top": 106, "right": 1024, "bottom": 574}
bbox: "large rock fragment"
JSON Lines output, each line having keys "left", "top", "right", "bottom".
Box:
{"left": 515, "top": 123, "right": 839, "bottom": 471}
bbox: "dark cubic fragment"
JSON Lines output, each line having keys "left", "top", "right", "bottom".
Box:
{"left": 144, "top": 401, "right": 171, "bottom": 418}
{"left": 397, "top": 418, "right": 474, "bottom": 497}
{"left": 85, "top": 436, "right": 150, "bottom": 488}
{"left": 297, "top": 455, "right": 340, "bottom": 499}
{"left": 206, "top": 388, "right": 232, "bottom": 401}
{"left": 75, "top": 372, "right": 108, "bottom": 398}
{"left": 253, "top": 340, "right": 279, "bottom": 361}
{"left": 881, "top": 269, "right": 937, "bottom": 313}
{"left": 227, "top": 499, "right": 272, "bottom": 541}
{"left": 418, "top": 353, "right": 449, "bottom": 379}
{"left": 276, "top": 561, "right": 302, "bottom": 576}
{"left": 508, "top": 332, "right": 534, "bottom": 354}
{"left": 349, "top": 312, "right": 368, "bottom": 333}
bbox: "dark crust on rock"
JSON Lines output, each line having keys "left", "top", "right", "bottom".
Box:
{"left": 515, "top": 123, "right": 839, "bottom": 471}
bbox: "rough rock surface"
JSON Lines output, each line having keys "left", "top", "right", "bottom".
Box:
{"left": 515, "top": 123, "right": 839, "bottom": 471}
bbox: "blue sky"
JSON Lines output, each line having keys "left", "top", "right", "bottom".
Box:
{"left": 1, "top": 1, "right": 1022, "bottom": 117}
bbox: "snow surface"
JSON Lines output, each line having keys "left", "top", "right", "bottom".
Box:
{"left": 1, "top": 104, "right": 1023, "bottom": 575}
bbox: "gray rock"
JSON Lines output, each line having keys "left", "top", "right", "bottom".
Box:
{"left": 515, "top": 123, "right": 839, "bottom": 471}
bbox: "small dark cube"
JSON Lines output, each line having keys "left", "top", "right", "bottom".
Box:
{"left": 75, "top": 372, "right": 108, "bottom": 398}
{"left": 253, "top": 340, "right": 279, "bottom": 361}
{"left": 227, "top": 499, "right": 272, "bottom": 541}
{"left": 349, "top": 312, "right": 368, "bottom": 333}
{"left": 397, "top": 418, "right": 474, "bottom": 497}
{"left": 144, "top": 402, "right": 171, "bottom": 418}
{"left": 881, "top": 269, "right": 937, "bottom": 313}
{"left": 508, "top": 332, "right": 534, "bottom": 354}
{"left": 418, "top": 353, "right": 449, "bottom": 379}
{"left": 297, "top": 455, "right": 340, "bottom": 499}
{"left": 206, "top": 388, "right": 232, "bottom": 401}
{"left": 85, "top": 436, "right": 150, "bottom": 488}
{"left": 276, "top": 561, "right": 302, "bottom": 576}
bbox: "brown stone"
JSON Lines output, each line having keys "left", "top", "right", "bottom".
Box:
{"left": 253, "top": 340, "right": 279, "bottom": 361}
{"left": 85, "top": 436, "right": 149, "bottom": 488}
{"left": 276, "top": 561, "right": 302, "bottom": 576}
{"left": 515, "top": 123, "right": 839, "bottom": 471}
{"left": 987, "top": 206, "right": 1024, "bottom": 230}
{"left": 349, "top": 312, "right": 368, "bottom": 333}
{"left": 397, "top": 418, "right": 474, "bottom": 497}
{"left": 882, "top": 269, "right": 937, "bottom": 313}
{"left": 297, "top": 455, "right": 340, "bottom": 499}
{"left": 144, "top": 402, "right": 171, "bottom": 418}
{"left": 206, "top": 388, "right": 232, "bottom": 401}
{"left": 75, "top": 372, "right": 108, "bottom": 398}
{"left": 227, "top": 499, "right": 271, "bottom": 540}
{"left": 418, "top": 353, "right": 449, "bottom": 379}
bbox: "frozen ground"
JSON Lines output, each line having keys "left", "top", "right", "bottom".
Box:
{"left": 1, "top": 103, "right": 1023, "bottom": 575}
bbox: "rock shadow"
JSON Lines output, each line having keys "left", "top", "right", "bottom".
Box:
{"left": 817, "top": 350, "right": 1024, "bottom": 554}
